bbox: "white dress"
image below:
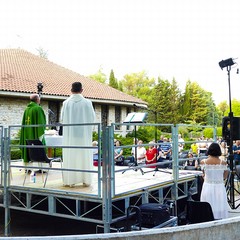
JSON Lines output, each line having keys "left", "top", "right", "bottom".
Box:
{"left": 200, "top": 161, "right": 229, "bottom": 219}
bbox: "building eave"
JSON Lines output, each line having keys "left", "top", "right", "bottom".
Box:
{"left": 0, "top": 91, "right": 148, "bottom": 108}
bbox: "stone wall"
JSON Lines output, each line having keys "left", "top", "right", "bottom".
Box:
{"left": 0, "top": 97, "right": 133, "bottom": 136}
{"left": 1, "top": 216, "right": 240, "bottom": 240}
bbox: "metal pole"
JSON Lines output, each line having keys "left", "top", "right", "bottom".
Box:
{"left": 102, "top": 126, "right": 112, "bottom": 233}
{"left": 3, "top": 127, "right": 10, "bottom": 236}
{"left": 155, "top": 111, "right": 158, "bottom": 143}
{"left": 227, "top": 66, "right": 235, "bottom": 209}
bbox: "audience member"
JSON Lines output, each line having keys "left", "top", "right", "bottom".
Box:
{"left": 157, "top": 137, "right": 172, "bottom": 168}
{"left": 233, "top": 140, "right": 240, "bottom": 165}
{"left": 145, "top": 141, "right": 157, "bottom": 168}
{"left": 190, "top": 142, "right": 198, "bottom": 154}
{"left": 129, "top": 138, "right": 138, "bottom": 163}
{"left": 198, "top": 137, "right": 208, "bottom": 157}
{"left": 220, "top": 141, "right": 228, "bottom": 162}
{"left": 114, "top": 140, "right": 124, "bottom": 165}
{"left": 136, "top": 140, "right": 146, "bottom": 165}
{"left": 92, "top": 141, "right": 99, "bottom": 166}
{"left": 184, "top": 152, "right": 199, "bottom": 170}
{"left": 178, "top": 134, "right": 185, "bottom": 153}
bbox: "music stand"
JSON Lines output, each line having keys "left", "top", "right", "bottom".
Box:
{"left": 122, "top": 112, "right": 147, "bottom": 175}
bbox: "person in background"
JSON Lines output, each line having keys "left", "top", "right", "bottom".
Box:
{"left": 178, "top": 134, "right": 185, "bottom": 153}
{"left": 191, "top": 142, "right": 198, "bottom": 154}
{"left": 129, "top": 138, "right": 138, "bottom": 164}
{"left": 92, "top": 141, "right": 99, "bottom": 166}
{"left": 20, "top": 93, "right": 46, "bottom": 165}
{"left": 61, "top": 82, "right": 96, "bottom": 187}
{"left": 114, "top": 140, "right": 124, "bottom": 165}
{"left": 136, "top": 140, "right": 146, "bottom": 165}
{"left": 145, "top": 141, "right": 157, "bottom": 168}
{"left": 157, "top": 137, "right": 172, "bottom": 168}
{"left": 220, "top": 141, "right": 228, "bottom": 162}
{"left": 200, "top": 143, "right": 229, "bottom": 219}
{"left": 184, "top": 152, "right": 199, "bottom": 170}
{"left": 198, "top": 137, "right": 208, "bottom": 157}
{"left": 233, "top": 140, "right": 240, "bottom": 166}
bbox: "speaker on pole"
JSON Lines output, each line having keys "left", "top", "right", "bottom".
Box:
{"left": 222, "top": 116, "right": 240, "bottom": 143}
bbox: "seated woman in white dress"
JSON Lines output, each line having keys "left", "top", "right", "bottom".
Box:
{"left": 200, "top": 142, "right": 229, "bottom": 219}
{"left": 136, "top": 140, "right": 146, "bottom": 165}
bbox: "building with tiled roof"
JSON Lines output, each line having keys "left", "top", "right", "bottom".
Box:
{"left": 0, "top": 49, "right": 147, "bottom": 134}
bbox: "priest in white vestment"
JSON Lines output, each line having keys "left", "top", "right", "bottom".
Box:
{"left": 61, "top": 82, "right": 96, "bottom": 187}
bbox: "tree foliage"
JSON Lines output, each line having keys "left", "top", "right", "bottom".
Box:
{"left": 181, "top": 81, "right": 216, "bottom": 125}
{"left": 88, "top": 67, "right": 107, "bottom": 84}
{"left": 218, "top": 101, "right": 228, "bottom": 117}
{"left": 109, "top": 69, "right": 118, "bottom": 89}
{"left": 231, "top": 99, "right": 240, "bottom": 116}
{"left": 88, "top": 67, "right": 240, "bottom": 129}
{"left": 149, "top": 78, "right": 181, "bottom": 124}
{"left": 121, "top": 71, "right": 156, "bottom": 102}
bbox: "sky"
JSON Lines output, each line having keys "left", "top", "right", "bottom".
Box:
{"left": 1, "top": 0, "right": 240, "bottom": 104}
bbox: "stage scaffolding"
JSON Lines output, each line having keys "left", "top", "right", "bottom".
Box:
{"left": 0, "top": 123, "right": 215, "bottom": 236}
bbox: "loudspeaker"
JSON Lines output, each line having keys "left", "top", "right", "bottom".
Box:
{"left": 222, "top": 116, "right": 240, "bottom": 141}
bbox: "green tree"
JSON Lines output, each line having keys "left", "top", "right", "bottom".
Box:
{"left": 121, "top": 71, "right": 155, "bottom": 102}
{"left": 118, "top": 81, "right": 123, "bottom": 91}
{"left": 205, "top": 92, "right": 219, "bottom": 126}
{"left": 169, "top": 78, "right": 181, "bottom": 124}
{"left": 231, "top": 99, "right": 240, "bottom": 116}
{"left": 180, "top": 80, "right": 191, "bottom": 122}
{"left": 149, "top": 78, "right": 181, "bottom": 125}
{"left": 88, "top": 67, "right": 107, "bottom": 84}
{"left": 109, "top": 69, "right": 118, "bottom": 89}
{"left": 217, "top": 99, "right": 240, "bottom": 120}
{"left": 181, "top": 81, "right": 214, "bottom": 125}
{"left": 217, "top": 101, "right": 228, "bottom": 117}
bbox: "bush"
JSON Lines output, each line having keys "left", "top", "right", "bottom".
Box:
{"left": 11, "top": 149, "right": 21, "bottom": 160}
{"left": 54, "top": 148, "right": 62, "bottom": 158}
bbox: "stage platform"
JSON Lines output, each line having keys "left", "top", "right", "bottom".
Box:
{"left": 0, "top": 122, "right": 209, "bottom": 235}
{"left": 7, "top": 161, "right": 201, "bottom": 196}
{"left": 0, "top": 160, "right": 202, "bottom": 233}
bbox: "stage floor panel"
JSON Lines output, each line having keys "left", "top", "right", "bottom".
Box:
{"left": 6, "top": 161, "right": 201, "bottom": 198}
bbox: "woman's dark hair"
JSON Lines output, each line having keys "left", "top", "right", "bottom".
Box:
{"left": 207, "top": 142, "right": 221, "bottom": 157}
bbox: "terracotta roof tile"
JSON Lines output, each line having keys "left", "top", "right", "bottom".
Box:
{"left": 0, "top": 49, "right": 146, "bottom": 105}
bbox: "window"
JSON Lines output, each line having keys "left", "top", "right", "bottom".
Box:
{"left": 115, "top": 106, "right": 121, "bottom": 130}
{"left": 126, "top": 107, "right": 131, "bottom": 130}
{"left": 101, "top": 105, "right": 108, "bottom": 127}
{"left": 48, "top": 101, "right": 58, "bottom": 124}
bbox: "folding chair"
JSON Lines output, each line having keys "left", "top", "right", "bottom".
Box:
{"left": 23, "top": 139, "right": 62, "bottom": 187}
{"left": 186, "top": 200, "right": 215, "bottom": 224}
